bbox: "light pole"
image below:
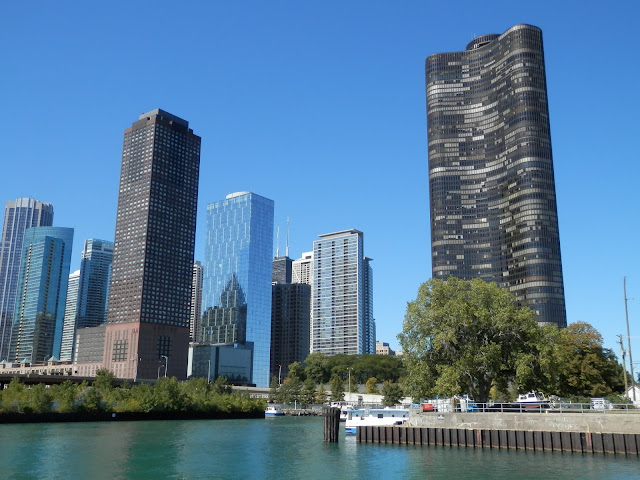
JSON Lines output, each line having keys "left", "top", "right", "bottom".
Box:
{"left": 161, "top": 355, "right": 168, "bottom": 378}
{"left": 207, "top": 359, "right": 211, "bottom": 384}
{"left": 278, "top": 365, "right": 282, "bottom": 386}
{"left": 348, "top": 368, "right": 353, "bottom": 403}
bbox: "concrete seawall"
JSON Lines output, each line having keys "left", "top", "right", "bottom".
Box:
{"left": 409, "top": 411, "right": 640, "bottom": 434}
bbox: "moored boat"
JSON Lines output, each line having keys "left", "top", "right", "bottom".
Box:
{"left": 344, "top": 408, "right": 409, "bottom": 434}
{"left": 265, "top": 405, "right": 285, "bottom": 417}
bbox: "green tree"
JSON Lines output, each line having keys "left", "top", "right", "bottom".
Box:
{"left": 269, "top": 376, "right": 280, "bottom": 402}
{"left": 93, "top": 369, "right": 116, "bottom": 396}
{"left": 365, "top": 377, "right": 379, "bottom": 394}
{"left": 52, "top": 381, "right": 78, "bottom": 413}
{"left": 304, "top": 353, "right": 329, "bottom": 384}
{"left": 153, "top": 377, "right": 186, "bottom": 411}
{"left": 315, "top": 386, "right": 328, "bottom": 404}
{"left": 80, "top": 387, "right": 104, "bottom": 412}
{"left": 381, "top": 381, "right": 404, "bottom": 406}
{"left": 301, "top": 378, "right": 317, "bottom": 404}
{"left": 398, "top": 277, "right": 540, "bottom": 403}
{"left": 280, "top": 378, "right": 302, "bottom": 404}
{"left": 328, "top": 375, "right": 345, "bottom": 402}
{"left": 554, "top": 322, "right": 625, "bottom": 397}
{"left": 1, "top": 377, "right": 27, "bottom": 412}
{"left": 287, "top": 361, "right": 305, "bottom": 382}
{"left": 27, "top": 384, "right": 53, "bottom": 413}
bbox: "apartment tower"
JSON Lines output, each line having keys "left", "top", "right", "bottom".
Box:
{"left": 426, "top": 24, "right": 566, "bottom": 326}
{"left": 0, "top": 198, "right": 54, "bottom": 360}
{"left": 311, "top": 229, "right": 374, "bottom": 355}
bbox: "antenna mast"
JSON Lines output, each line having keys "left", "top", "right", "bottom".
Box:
{"left": 624, "top": 277, "right": 636, "bottom": 401}
{"left": 286, "top": 217, "right": 290, "bottom": 257}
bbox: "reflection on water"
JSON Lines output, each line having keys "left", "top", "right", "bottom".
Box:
{"left": 0, "top": 417, "right": 638, "bottom": 479}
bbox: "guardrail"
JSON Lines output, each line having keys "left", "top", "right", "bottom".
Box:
{"left": 412, "top": 402, "right": 640, "bottom": 415}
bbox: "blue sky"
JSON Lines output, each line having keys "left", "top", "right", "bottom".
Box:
{"left": 1, "top": 1, "right": 638, "bottom": 364}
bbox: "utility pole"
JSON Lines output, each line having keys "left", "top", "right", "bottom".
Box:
{"left": 618, "top": 334, "right": 629, "bottom": 399}
{"left": 624, "top": 277, "right": 636, "bottom": 402}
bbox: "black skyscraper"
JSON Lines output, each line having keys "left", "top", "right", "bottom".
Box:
{"left": 426, "top": 24, "right": 566, "bottom": 327}
{"left": 103, "top": 109, "right": 200, "bottom": 379}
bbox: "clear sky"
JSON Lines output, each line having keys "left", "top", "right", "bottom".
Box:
{"left": 1, "top": 1, "right": 638, "bottom": 363}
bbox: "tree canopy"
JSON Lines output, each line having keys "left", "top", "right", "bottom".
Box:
{"left": 399, "top": 277, "right": 628, "bottom": 403}
{"left": 398, "top": 277, "right": 540, "bottom": 403}
{"left": 301, "top": 352, "right": 403, "bottom": 385}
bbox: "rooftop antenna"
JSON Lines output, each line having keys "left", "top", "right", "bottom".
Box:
{"left": 276, "top": 226, "right": 280, "bottom": 258}
{"left": 286, "top": 217, "right": 290, "bottom": 257}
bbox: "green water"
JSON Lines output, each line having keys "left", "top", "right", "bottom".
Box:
{"left": 0, "top": 417, "right": 638, "bottom": 479}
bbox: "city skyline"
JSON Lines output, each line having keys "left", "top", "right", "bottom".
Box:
{"left": 1, "top": 2, "right": 638, "bottom": 359}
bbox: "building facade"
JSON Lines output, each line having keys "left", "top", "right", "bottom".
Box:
{"left": 291, "top": 252, "right": 313, "bottom": 285}
{"left": 426, "top": 24, "right": 566, "bottom": 327}
{"left": 272, "top": 256, "right": 293, "bottom": 284}
{"left": 202, "top": 192, "right": 274, "bottom": 387}
{"left": 60, "top": 270, "right": 81, "bottom": 361}
{"left": 190, "top": 261, "right": 203, "bottom": 342}
{"left": 0, "top": 198, "right": 54, "bottom": 360}
{"left": 103, "top": 109, "right": 200, "bottom": 380}
{"left": 311, "top": 230, "right": 374, "bottom": 355}
{"left": 9, "top": 227, "right": 74, "bottom": 362}
{"left": 270, "top": 282, "right": 311, "bottom": 380}
{"left": 60, "top": 239, "right": 113, "bottom": 362}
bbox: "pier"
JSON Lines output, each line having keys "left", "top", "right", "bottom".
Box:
{"left": 356, "top": 407, "right": 640, "bottom": 455}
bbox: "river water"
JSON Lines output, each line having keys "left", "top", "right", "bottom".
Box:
{"left": 0, "top": 417, "right": 638, "bottom": 479}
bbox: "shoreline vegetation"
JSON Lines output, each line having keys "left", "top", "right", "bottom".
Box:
{"left": 0, "top": 370, "right": 267, "bottom": 424}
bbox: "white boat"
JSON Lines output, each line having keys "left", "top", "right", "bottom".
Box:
{"left": 265, "top": 405, "right": 285, "bottom": 417}
{"left": 515, "top": 392, "right": 549, "bottom": 404}
{"left": 339, "top": 404, "right": 355, "bottom": 422}
{"left": 344, "top": 408, "right": 409, "bottom": 434}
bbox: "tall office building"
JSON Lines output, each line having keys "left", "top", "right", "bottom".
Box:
{"left": 9, "top": 227, "right": 74, "bottom": 362}
{"left": 190, "top": 261, "right": 203, "bottom": 342}
{"left": 291, "top": 252, "right": 313, "bottom": 285}
{"left": 60, "top": 239, "right": 113, "bottom": 361}
{"left": 311, "top": 230, "right": 374, "bottom": 355}
{"left": 426, "top": 24, "right": 566, "bottom": 327}
{"left": 270, "top": 282, "right": 311, "bottom": 380}
{"left": 202, "top": 192, "right": 274, "bottom": 387}
{"left": 0, "top": 198, "right": 54, "bottom": 360}
{"left": 103, "top": 109, "right": 200, "bottom": 379}
{"left": 60, "top": 270, "right": 81, "bottom": 361}
{"left": 272, "top": 256, "right": 292, "bottom": 284}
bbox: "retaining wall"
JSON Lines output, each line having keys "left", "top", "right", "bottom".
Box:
{"left": 356, "top": 425, "right": 640, "bottom": 455}
{"left": 409, "top": 411, "right": 640, "bottom": 434}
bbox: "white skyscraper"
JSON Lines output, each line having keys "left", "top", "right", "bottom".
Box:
{"left": 311, "top": 230, "right": 374, "bottom": 355}
{"left": 60, "top": 270, "right": 81, "bottom": 361}
{"left": 292, "top": 252, "right": 313, "bottom": 286}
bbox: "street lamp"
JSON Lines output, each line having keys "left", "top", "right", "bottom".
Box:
{"left": 161, "top": 355, "right": 168, "bottom": 378}
{"left": 207, "top": 359, "right": 211, "bottom": 384}
{"left": 278, "top": 365, "right": 282, "bottom": 386}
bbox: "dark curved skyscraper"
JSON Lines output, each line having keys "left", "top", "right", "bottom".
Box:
{"left": 426, "top": 24, "right": 566, "bottom": 327}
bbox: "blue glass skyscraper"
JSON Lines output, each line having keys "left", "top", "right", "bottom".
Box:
{"left": 0, "top": 198, "right": 54, "bottom": 361}
{"left": 9, "top": 226, "right": 73, "bottom": 362}
{"left": 60, "top": 239, "right": 113, "bottom": 361}
{"left": 202, "top": 192, "right": 274, "bottom": 387}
